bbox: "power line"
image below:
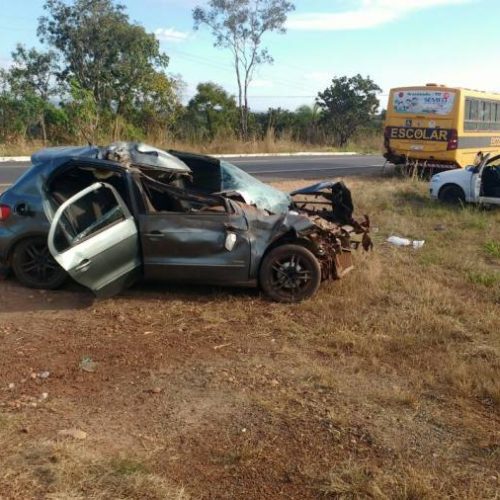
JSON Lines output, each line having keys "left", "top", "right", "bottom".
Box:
{"left": 169, "top": 47, "right": 314, "bottom": 94}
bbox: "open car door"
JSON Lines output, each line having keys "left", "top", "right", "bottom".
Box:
{"left": 47, "top": 182, "right": 141, "bottom": 297}
{"left": 476, "top": 156, "right": 500, "bottom": 205}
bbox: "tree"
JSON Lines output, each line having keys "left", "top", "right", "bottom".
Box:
{"left": 193, "top": 0, "right": 295, "bottom": 140}
{"left": 38, "top": 0, "right": 172, "bottom": 126}
{"left": 131, "top": 73, "right": 183, "bottom": 142}
{"left": 63, "top": 79, "right": 100, "bottom": 143}
{"left": 7, "top": 45, "right": 59, "bottom": 142}
{"left": 317, "top": 75, "right": 381, "bottom": 147}
{"left": 291, "top": 104, "right": 321, "bottom": 143}
{"left": 187, "top": 82, "right": 238, "bottom": 140}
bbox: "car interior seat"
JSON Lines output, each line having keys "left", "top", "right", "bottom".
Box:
{"left": 482, "top": 166, "right": 500, "bottom": 197}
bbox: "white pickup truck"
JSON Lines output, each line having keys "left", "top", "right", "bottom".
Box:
{"left": 430, "top": 154, "right": 500, "bottom": 205}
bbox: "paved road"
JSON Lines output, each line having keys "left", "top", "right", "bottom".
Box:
{"left": 0, "top": 154, "right": 386, "bottom": 189}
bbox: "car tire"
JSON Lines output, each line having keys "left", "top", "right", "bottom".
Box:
{"left": 11, "top": 236, "right": 67, "bottom": 290}
{"left": 259, "top": 244, "right": 322, "bottom": 303}
{"left": 438, "top": 184, "right": 466, "bottom": 205}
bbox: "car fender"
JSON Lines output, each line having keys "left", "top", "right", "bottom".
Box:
{"left": 430, "top": 168, "right": 474, "bottom": 202}
{"left": 3, "top": 230, "right": 50, "bottom": 265}
{"left": 243, "top": 206, "right": 318, "bottom": 279}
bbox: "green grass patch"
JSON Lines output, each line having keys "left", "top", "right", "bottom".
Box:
{"left": 484, "top": 241, "right": 500, "bottom": 259}
{"left": 110, "top": 457, "right": 150, "bottom": 476}
{"left": 467, "top": 271, "right": 499, "bottom": 288}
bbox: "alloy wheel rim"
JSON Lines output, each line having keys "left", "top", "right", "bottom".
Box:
{"left": 270, "top": 254, "right": 312, "bottom": 296}
{"left": 21, "top": 243, "right": 58, "bottom": 283}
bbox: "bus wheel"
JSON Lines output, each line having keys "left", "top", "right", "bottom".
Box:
{"left": 438, "top": 184, "right": 465, "bottom": 205}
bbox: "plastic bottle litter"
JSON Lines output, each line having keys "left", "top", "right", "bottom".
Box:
{"left": 387, "top": 236, "right": 425, "bottom": 249}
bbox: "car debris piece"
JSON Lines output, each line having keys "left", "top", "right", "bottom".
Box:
{"left": 290, "top": 180, "right": 372, "bottom": 252}
{"left": 387, "top": 236, "right": 425, "bottom": 249}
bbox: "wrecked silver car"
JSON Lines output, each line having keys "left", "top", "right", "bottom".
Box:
{"left": 0, "top": 142, "right": 371, "bottom": 302}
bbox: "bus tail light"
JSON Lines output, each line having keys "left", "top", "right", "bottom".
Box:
{"left": 447, "top": 129, "right": 458, "bottom": 150}
{"left": 0, "top": 204, "right": 11, "bottom": 221}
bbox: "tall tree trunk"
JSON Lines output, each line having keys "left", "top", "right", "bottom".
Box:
{"left": 40, "top": 113, "right": 47, "bottom": 144}
{"left": 206, "top": 109, "right": 213, "bottom": 140}
{"left": 234, "top": 55, "right": 246, "bottom": 140}
{"left": 243, "top": 84, "right": 249, "bottom": 141}
{"left": 113, "top": 99, "right": 123, "bottom": 141}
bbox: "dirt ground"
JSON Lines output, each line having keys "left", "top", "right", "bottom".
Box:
{"left": 0, "top": 177, "right": 499, "bottom": 499}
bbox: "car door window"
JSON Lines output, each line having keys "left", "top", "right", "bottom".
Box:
{"left": 140, "top": 175, "right": 228, "bottom": 215}
{"left": 52, "top": 184, "right": 128, "bottom": 253}
{"left": 48, "top": 182, "right": 141, "bottom": 297}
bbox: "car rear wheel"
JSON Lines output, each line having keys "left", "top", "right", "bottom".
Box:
{"left": 11, "top": 237, "right": 67, "bottom": 289}
{"left": 438, "top": 184, "right": 465, "bottom": 205}
{"left": 259, "top": 244, "right": 322, "bottom": 303}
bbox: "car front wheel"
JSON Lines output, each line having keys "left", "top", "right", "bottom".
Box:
{"left": 11, "top": 236, "right": 67, "bottom": 289}
{"left": 259, "top": 244, "right": 322, "bottom": 303}
{"left": 438, "top": 184, "right": 466, "bottom": 205}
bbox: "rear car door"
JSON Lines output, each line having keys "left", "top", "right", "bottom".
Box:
{"left": 47, "top": 182, "right": 141, "bottom": 297}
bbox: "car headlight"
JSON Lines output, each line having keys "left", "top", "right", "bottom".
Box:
{"left": 431, "top": 174, "right": 441, "bottom": 183}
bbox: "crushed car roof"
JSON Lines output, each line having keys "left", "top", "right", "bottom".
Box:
{"left": 31, "top": 142, "right": 191, "bottom": 174}
{"left": 31, "top": 145, "right": 101, "bottom": 165}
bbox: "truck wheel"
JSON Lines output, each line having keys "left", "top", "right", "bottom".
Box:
{"left": 259, "top": 244, "right": 322, "bottom": 303}
{"left": 438, "top": 184, "right": 465, "bottom": 205}
{"left": 11, "top": 237, "right": 67, "bottom": 289}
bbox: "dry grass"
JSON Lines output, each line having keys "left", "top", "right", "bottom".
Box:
{"left": 0, "top": 134, "right": 382, "bottom": 156}
{"left": 0, "top": 413, "right": 189, "bottom": 499}
{"left": 0, "top": 176, "right": 498, "bottom": 499}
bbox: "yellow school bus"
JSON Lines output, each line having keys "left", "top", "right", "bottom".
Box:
{"left": 384, "top": 84, "right": 500, "bottom": 169}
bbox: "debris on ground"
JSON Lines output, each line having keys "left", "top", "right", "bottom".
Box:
{"left": 387, "top": 235, "right": 425, "bottom": 249}
{"left": 79, "top": 357, "right": 98, "bottom": 373}
{"left": 57, "top": 428, "right": 87, "bottom": 440}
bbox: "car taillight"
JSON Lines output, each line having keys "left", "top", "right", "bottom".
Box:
{"left": 0, "top": 204, "right": 11, "bottom": 221}
{"left": 447, "top": 129, "right": 458, "bottom": 150}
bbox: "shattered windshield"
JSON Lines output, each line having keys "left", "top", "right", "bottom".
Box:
{"left": 220, "top": 161, "right": 291, "bottom": 213}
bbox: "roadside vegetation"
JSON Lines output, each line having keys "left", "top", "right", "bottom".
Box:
{"left": 0, "top": 176, "right": 498, "bottom": 499}
{"left": 0, "top": 131, "right": 383, "bottom": 158}
{"left": 0, "top": 0, "right": 384, "bottom": 156}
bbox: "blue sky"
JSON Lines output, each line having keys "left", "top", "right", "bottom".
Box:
{"left": 1, "top": 0, "right": 499, "bottom": 110}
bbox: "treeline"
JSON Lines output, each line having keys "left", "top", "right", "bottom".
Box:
{"left": 0, "top": 0, "right": 384, "bottom": 150}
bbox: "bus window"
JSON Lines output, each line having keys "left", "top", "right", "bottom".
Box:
{"left": 470, "top": 99, "right": 479, "bottom": 122}
{"left": 480, "top": 101, "right": 490, "bottom": 130}
{"left": 465, "top": 99, "right": 471, "bottom": 120}
{"left": 494, "top": 103, "right": 500, "bottom": 130}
